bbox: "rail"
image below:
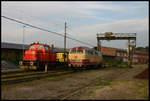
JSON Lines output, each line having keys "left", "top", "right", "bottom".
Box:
{"left": 1, "top": 70, "right": 74, "bottom": 85}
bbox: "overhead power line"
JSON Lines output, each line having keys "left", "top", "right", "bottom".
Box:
{"left": 2, "top": 8, "right": 63, "bottom": 28}
{"left": 2, "top": 15, "right": 94, "bottom": 47}
{"left": 2, "top": 15, "right": 64, "bottom": 37}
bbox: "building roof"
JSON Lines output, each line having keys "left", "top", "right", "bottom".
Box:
{"left": 134, "top": 49, "right": 149, "bottom": 55}
{"left": 101, "top": 46, "right": 116, "bottom": 56}
{"left": 1, "top": 42, "right": 29, "bottom": 50}
{"left": 1, "top": 42, "right": 69, "bottom": 53}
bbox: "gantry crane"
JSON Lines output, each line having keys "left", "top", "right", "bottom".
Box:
{"left": 97, "top": 32, "right": 136, "bottom": 66}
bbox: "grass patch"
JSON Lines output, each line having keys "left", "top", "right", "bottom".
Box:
{"left": 90, "top": 80, "right": 112, "bottom": 90}
{"left": 45, "top": 77, "right": 60, "bottom": 81}
{"left": 103, "top": 59, "right": 133, "bottom": 69}
{"left": 96, "top": 80, "right": 112, "bottom": 86}
{"left": 1, "top": 97, "right": 8, "bottom": 100}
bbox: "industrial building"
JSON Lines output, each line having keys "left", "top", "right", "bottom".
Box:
{"left": 100, "top": 46, "right": 149, "bottom": 64}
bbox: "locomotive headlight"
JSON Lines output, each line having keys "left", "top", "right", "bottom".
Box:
{"left": 30, "top": 61, "right": 34, "bottom": 66}
{"left": 19, "top": 61, "right": 23, "bottom": 65}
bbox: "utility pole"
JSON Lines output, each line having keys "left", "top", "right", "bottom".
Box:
{"left": 64, "top": 22, "right": 67, "bottom": 65}
{"left": 128, "top": 39, "right": 131, "bottom": 66}
{"left": 97, "top": 33, "right": 99, "bottom": 51}
{"left": 97, "top": 33, "right": 101, "bottom": 51}
{"left": 22, "top": 25, "right": 26, "bottom": 60}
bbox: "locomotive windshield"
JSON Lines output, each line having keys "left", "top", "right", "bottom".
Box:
{"left": 70, "top": 49, "right": 76, "bottom": 54}
{"left": 70, "top": 49, "right": 84, "bottom": 54}
{"left": 45, "top": 46, "right": 49, "bottom": 51}
{"left": 77, "top": 50, "right": 83, "bottom": 53}
{"left": 39, "top": 45, "right": 44, "bottom": 49}
{"left": 30, "top": 45, "right": 44, "bottom": 50}
{"left": 30, "top": 45, "right": 36, "bottom": 49}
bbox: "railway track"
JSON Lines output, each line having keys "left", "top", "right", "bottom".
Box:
{"left": 1, "top": 66, "right": 104, "bottom": 85}
{"left": 2, "top": 69, "right": 25, "bottom": 75}
{"left": 59, "top": 68, "right": 122, "bottom": 100}
{"left": 59, "top": 77, "right": 102, "bottom": 100}
{"left": 1, "top": 69, "right": 74, "bottom": 85}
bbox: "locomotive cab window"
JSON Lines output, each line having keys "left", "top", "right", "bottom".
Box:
{"left": 30, "top": 45, "right": 36, "bottom": 50}
{"left": 70, "top": 49, "right": 76, "bottom": 54}
{"left": 45, "top": 46, "right": 49, "bottom": 51}
{"left": 77, "top": 50, "right": 83, "bottom": 53}
{"left": 85, "top": 50, "right": 91, "bottom": 55}
{"left": 38, "top": 45, "right": 44, "bottom": 50}
{"left": 85, "top": 50, "right": 88, "bottom": 54}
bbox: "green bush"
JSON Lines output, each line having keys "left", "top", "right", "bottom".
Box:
{"left": 1, "top": 52, "right": 8, "bottom": 60}
{"left": 112, "top": 59, "right": 122, "bottom": 67}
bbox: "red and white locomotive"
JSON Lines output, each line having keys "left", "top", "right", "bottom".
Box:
{"left": 19, "top": 42, "right": 56, "bottom": 70}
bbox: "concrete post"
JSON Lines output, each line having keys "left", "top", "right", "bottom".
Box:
{"left": 128, "top": 40, "right": 131, "bottom": 66}
{"left": 45, "top": 64, "right": 48, "bottom": 72}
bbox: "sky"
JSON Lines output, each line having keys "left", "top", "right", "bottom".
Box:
{"left": 1, "top": 1, "right": 149, "bottom": 49}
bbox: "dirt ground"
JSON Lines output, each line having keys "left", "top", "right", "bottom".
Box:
{"left": 1, "top": 64, "right": 149, "bottom": 100}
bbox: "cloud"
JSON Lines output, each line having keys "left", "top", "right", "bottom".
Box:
{"left": 80, "top": 3, "right": 122, "bottom": 11}
{"left": 69, "top": 18, "right": 149, "bottom": 48}
{"left": 2, "top": 2, "right": 149, "bottom": 49}
{"left": 2, "top": 2, "right": 95, "bottom": 20}
{"left": 2, "top": 16, "right": 148, "bottom": 48}
{"left": 2, "top": 17, "right": 66, "bottom": 47}
{"left": 71, "top": 18, "right": 148, "bottom": 35}
{"left": 3, "top": 1, "right": 147, "bottom": 22}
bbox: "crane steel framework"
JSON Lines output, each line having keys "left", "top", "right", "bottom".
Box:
{"left": 97, "top": 32, "right": 136, "bottom": 66}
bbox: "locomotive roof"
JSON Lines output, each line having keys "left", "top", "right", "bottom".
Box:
{"left": 71, "top": 46, "right": 93, "bottom": 51}
{"left": 70, "top": 46, "right": 102, "bottom": 53}
{"left": 30, "top": 43, "right": 48, "bottom": 46}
